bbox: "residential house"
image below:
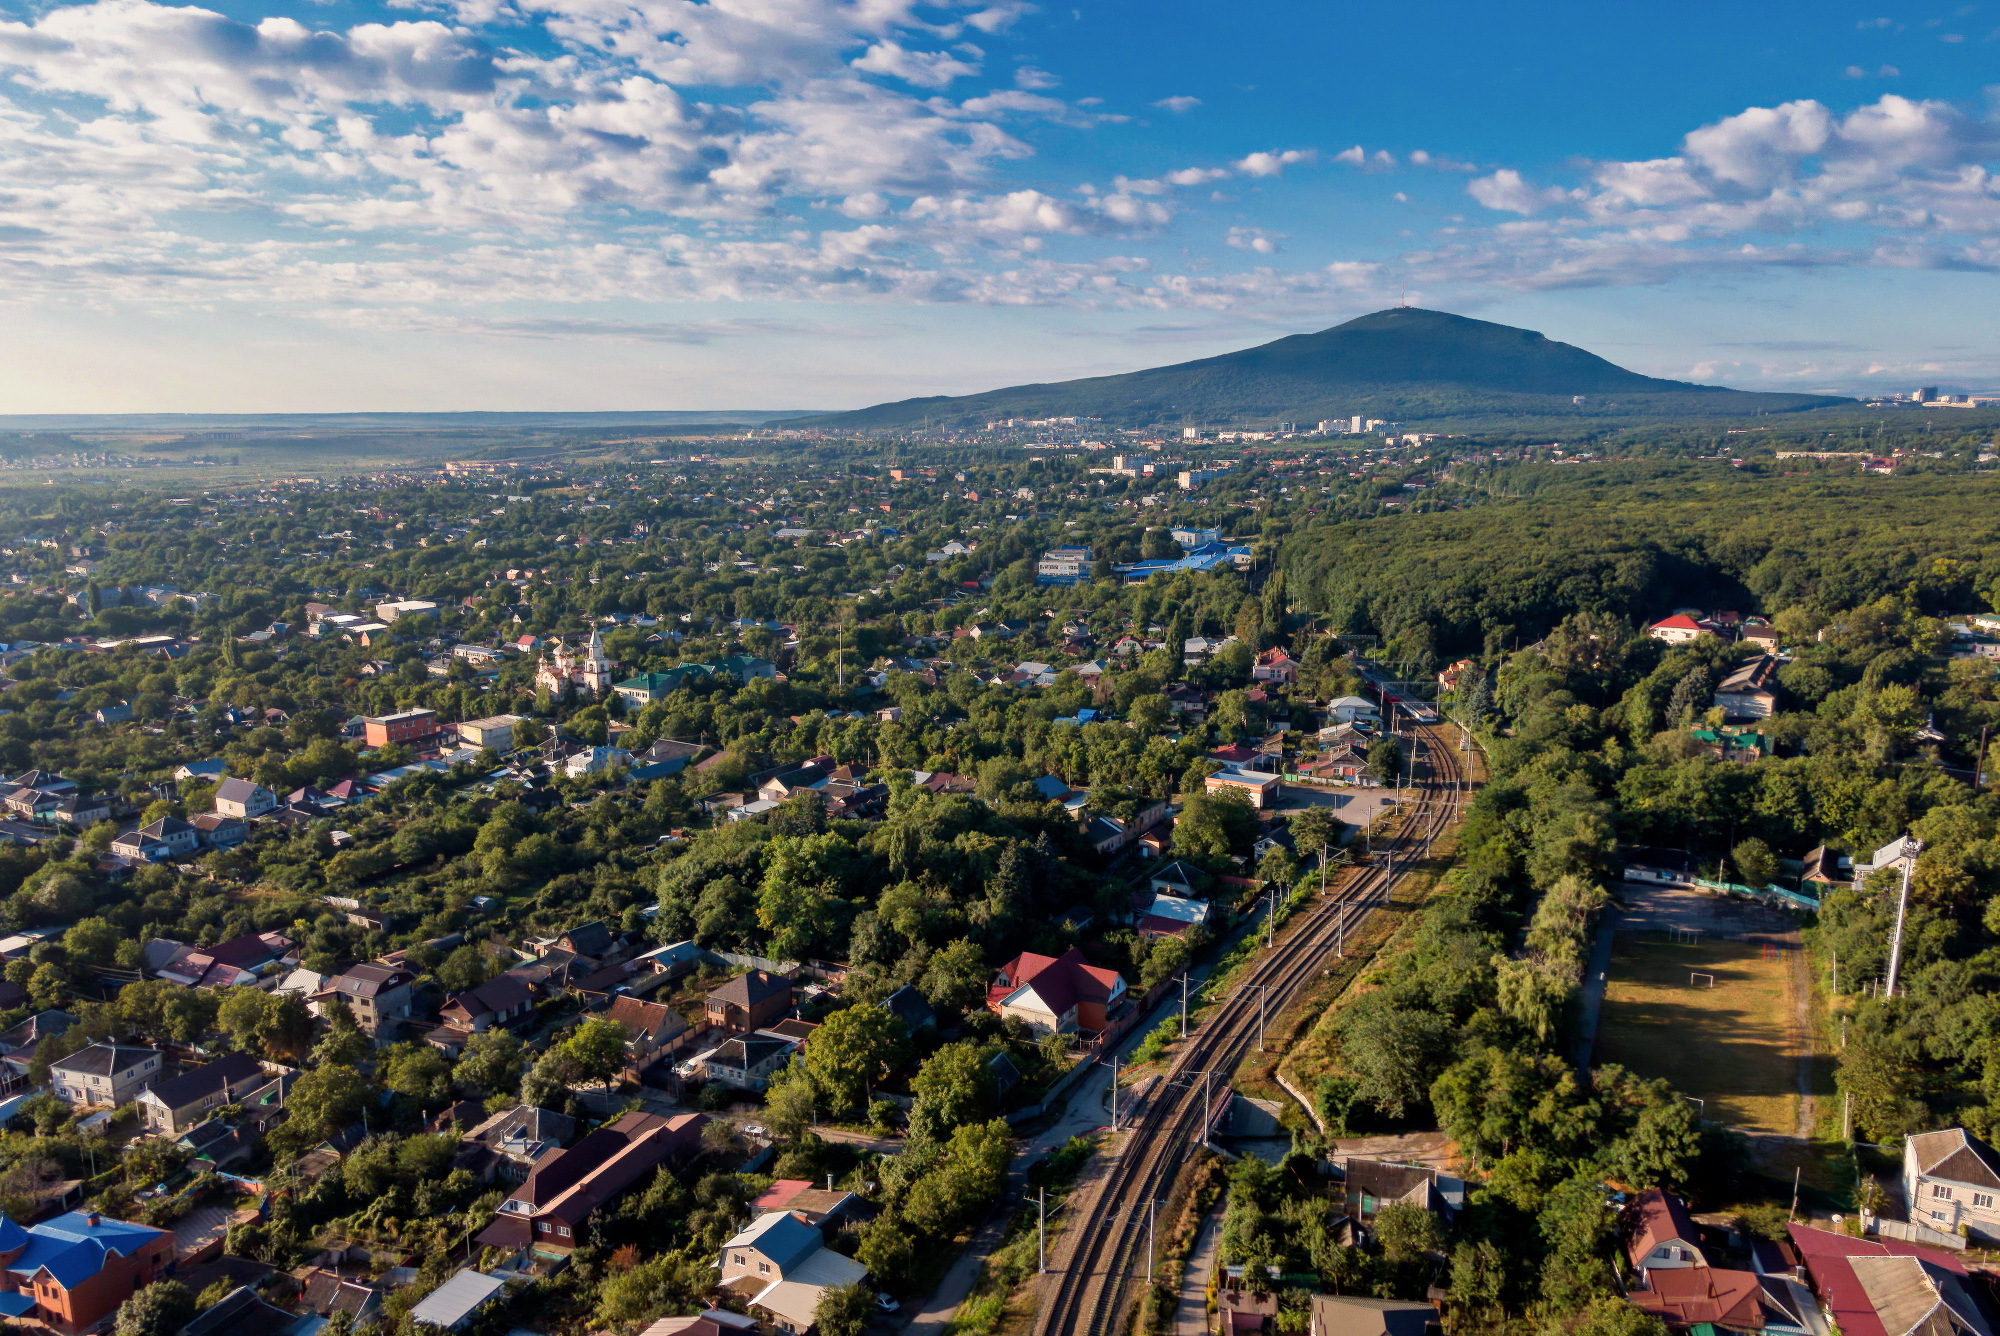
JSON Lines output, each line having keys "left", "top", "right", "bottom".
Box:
{"left": 686, "top": 1033, "right": 798, "bottom": 1092}
{"left": 1905, "top": 1127, "right": 2000, "bottom": 1243}
{"left": 181, "top": 1283, "right": 302, "bottom": 1336}
{"left": 1326, "top": 696, "right": 1380, "bottom": 726}
{"left": 294, "top": 1270, "right": 381, "bottom": 1324}
{"left": 0, "top": 1210, "right": 176, "bottom": 1334}
{"left": 1649, "top": 614, "right": 1710, "bottom": 644}
{"left": 313, "top": 962, "right": 416, "bottom": 1041}
{"left": 213, "top": 780, "right": 276, "bottom": 821}
{"left": 1787, "top": 1222, "right": 1990, "bottom": 1336}
{"left": 1624, "top": 1268, "right": 1771, "bottom": 1333}
{"left": 1742, "top": 622, "right": 1782, "bottom": 651}
{"left": 189, "top": 815, "right": 248, "bottom": 850}
{"left": 111, "top": 817, "right": 200, "bottom": 862}
{"left": 454, "top": 1104, "right": 576, "bottom": 1184}
{"left": 148, "top": 932, "right": 292, "bottom": 989}
{"left": 1714, "top": 655, "right": 1781, "bottom": 720}
{"left": 756, "top": 762, "right": 834, "bottom": 804}
{"left": 746, "top": 1181, "right": 859, "bottom": 1237}
{"left": 455, "top": 715, "right": 524, "bottom": 752}
{"left": 474, "top": 1111, "right": 709, "bottom": 1258}
{"left": 1251, "top": 648, "right": 1298, "bottom": 685}
{"left": 0, "top": 1011, "right": 74, "bottom": 1092}
{"left": 1151, "top": 860, "right": 1207, "bottom": 899}
{"left": 987, "top": 948, "right": 1128, "bottom": 1036}
{"left": 718, "top": 1210, "right": 870, "bottom": 1336}
{"left": 706, "top": 971, "right": 793, "bottom": 1033}
{"left": 604, "top": 995, "right": 686, "bottom": 1070}
{"left": 50, "top": 1045, "right": 160, "bottom": 1108}
{"left": 564, "top": 746, "right": 632, "bottom": 778}
{"left": 427, "top": 974, "right": 538, "bottom": 1054}
{"left": 44, "top": 793, "right": 111, "bottom": 828}
{"left": 881, "top": 984, "right": 936, "bottom": 1033}
{"left": 1335, "top": 1159, "right": 1465, "bottom": 1236}
{"left": 362, "top": 709, "right": 441, "bottom": 750}
{"left": 1436, "top": 658, "right": 1479, "bottom": 694}
{"left": 1135, "top": 893, "right": 1212, "bottom": 941}
{"left": 173, "top": 760, "right": 227, "bottom": 784}
{"left": 135, "top": 1054, "right": 269, "bottom": 1136}
{"left": 1625, "top": 1187, "right": 1707, "bottom": 1279}
{"left": 1307, "top": 1296, "right": 1436, "bottom": 1336}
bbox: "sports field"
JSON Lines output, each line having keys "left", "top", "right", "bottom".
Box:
{"left": 1594, "top": 934, "right": 1802, "bottom": 1135}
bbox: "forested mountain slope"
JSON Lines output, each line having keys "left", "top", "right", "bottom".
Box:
{"left": 1282, "top": 465, "right": 2000, "bottom": 663}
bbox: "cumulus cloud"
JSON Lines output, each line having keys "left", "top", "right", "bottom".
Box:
{"left": 1226, "top": 226, "right": 1279, "bottom": 253}
{"left": 1153, "top": 95, "right": 1199, "bottom": 113}
{"left": 1235, "top": 148, "right": 1313, "bottom": 177}
{"left": 852, "top": 41, "right": 980, "bottom": 89}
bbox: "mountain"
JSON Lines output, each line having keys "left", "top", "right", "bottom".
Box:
{"left": 799, "top": 308, "right": 1850, "bottom": 429}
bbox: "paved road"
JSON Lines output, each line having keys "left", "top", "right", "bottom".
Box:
{"left": 1173, "top": 1211, "right": 1221, "bottom": 1336}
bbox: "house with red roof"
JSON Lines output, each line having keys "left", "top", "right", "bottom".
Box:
{"left": 474, "top": 1110, "right": 708, "bottom": 1260}
{"left": 1649, "top": 614, "right": 1710, "bottom": 645}
{"left": 1251, "top": 648, "right": 1298, "bottom": 685}
{"left": 987, "top": 948, "right": 1128, "bottom": 1037}
{"left": 1625, "top": 1267, "right": 1768, "bottom": 1332}
{"left": 1625, "top": 1188, "right": 1707, "bottom": 1279}
{"left": 1786, "top": 1222, "right": 1994, "bottom": 1336}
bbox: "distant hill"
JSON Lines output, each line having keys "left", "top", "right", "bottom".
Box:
{"left": 799, "top": 308, "right": 1850, "bottom": 429}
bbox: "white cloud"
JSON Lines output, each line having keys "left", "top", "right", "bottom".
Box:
{"left": 1013, "top": 65, "right": 1057, "bottom": 89}
{"left": 1235, "top": 148, "right": 1312, "bottom": 177}
{"left": 1226, "top": 226, "right": 1279, "bottom": 253}
{"left": 851, "top": 41, "right": 980, "bottom": 89}
{"left": 1467, "top": 168, "right": 1571, "bottom": 214}
{"left": 1153, "top": 95, "right": 1199, "bottom": 113}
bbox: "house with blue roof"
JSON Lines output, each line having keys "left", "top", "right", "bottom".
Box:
{"left": 0, "top": 1209, "right": 174, "bottom": 1332}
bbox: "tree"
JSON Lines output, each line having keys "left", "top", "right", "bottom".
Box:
{"left": 454, "top": 1028, "right": 523, "bottom": 1102}
{"left": 560, "top": 1017, "right": 629, "bottom": 1092}
{"left": 1372, "top": 1201, "right": 1442, "bottom": 1266}
{"left": 1731, "top": 837, "right": 1777, "bottom": 889}
{"left": 115, "top": 1282, "right": 194, "bottom": 1336}
{"left": 764, "top": 1065, "right": 818, "bottom": 1140}
{"left": 813, "top": 1283, "right": 874, "bottom": 1336}
{"left": 1336, "top": 1000, "right": 1451, "bottom": 1121}
{"left": 283, "top": 1064, "right": 368, "bottom": 1143}
{"left": 1553, "top": 1298, "right": 1668, "bottom": 1336}
{"left": 435, "top": 944, "right": 493, "bottom": 993}
{"left": 804, "top": 1004, "right": 905, "bottom": 1118}
{"left": 379, "top": 1044, "right": 454, "bottom": 1107}
{"left": 1289, "top": 807, "right": 1343, "bottom": 892}
{"left": 907, "top": 1042, "right": 996, "bottom": 1143}
{"left": 919, "top": 938, "right": 988, "bottom": 1017}
{"left": 1368, "top": 735, "right": 1403, "bottom": 787}
{"left": 1172, "top": 789, "right": 1259, "bottom": 859}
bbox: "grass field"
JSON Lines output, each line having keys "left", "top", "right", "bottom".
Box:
{"left": 1595, "top": 935, "right": 1801, "bottom": 1135}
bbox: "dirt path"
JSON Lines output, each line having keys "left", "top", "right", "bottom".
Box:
{"left": 1783, "top": 921, "right": 1818, "bottom": 1141}
{"left": 1174, "top": 1211, "right": 1221, "bottom": 1336}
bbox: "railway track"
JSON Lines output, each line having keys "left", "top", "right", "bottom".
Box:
{"left": 1030, "top": 722, "right": 1473, "bottom": 1336}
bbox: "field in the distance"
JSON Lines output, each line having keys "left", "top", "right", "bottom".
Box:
{"left": 1594, "top": 935, "right": 1801, "bottom": 1135}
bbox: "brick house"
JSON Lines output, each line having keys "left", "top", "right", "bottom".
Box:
{"left": 0, "top": 1211, "right": 175, "bottom": 1334}
{"left": 473, "top": 1111, "right": 709, "bottom": 1258}
{"left": 314, "top": 962, "right": 416, "bottom": 1041}
{"left": 1905, "top": 1127, "right": 2000, "bottom": 1243}
{"left": 705, "top": 971, "right": 792, "bottom": 1033}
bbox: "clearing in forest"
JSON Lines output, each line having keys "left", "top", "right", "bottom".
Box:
{"left": 1594, "top": 934, "right": 1801, "bottom": 1135}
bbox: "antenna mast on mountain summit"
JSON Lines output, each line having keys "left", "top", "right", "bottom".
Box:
{"left": 1399, "top": 281, "right": 1408, "bottom": 308}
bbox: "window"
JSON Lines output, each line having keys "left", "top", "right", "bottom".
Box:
{"left": 732, "top": 1254, "right": 744, "bottom": 1267}
{"left": 1977, "top": 1193, "right": 1995, "bottom": 1210}
{"left": 1934, "top": 1185, "right": 1954, "bottom": 1200}
{"left": 758, "top": 1262, "right": 771, "bottom": 1275}
{"left": 556, "top": 1227, "right": 570, "bottom": 1238}
{"left": 1934, "top": 1209, "right": 1951, "bottom": 1222}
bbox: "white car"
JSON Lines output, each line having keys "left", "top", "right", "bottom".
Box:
{"left": 874, "top": 1296, "right": 898, "bottom": 1313}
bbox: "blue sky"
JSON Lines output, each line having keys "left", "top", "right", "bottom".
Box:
{"left": 2, "top": 0, "right": 1999, "bottom": 412}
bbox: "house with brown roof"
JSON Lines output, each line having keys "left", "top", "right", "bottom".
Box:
{"left": 706, "top": 970, "right": 793, "bottom": 1033}
{"left": 987, "top": 948, "right": 1128, "bottom": 1036}
{"left": 1306, "top": 1295, "right": 1435, "bottom": 1336}
{"left": 1335, "top": 1159, "right": 1465, "bottom": 1235}
{"left": 604, "top": 995, "right": 686, "bottom": 1070}
{"left": 135, "top": 1053, "right": 269, "bottom": 1135}
{"left": 473, "top": 1110, "right": 708, "bottom": 1259}
{"left": 1625, "top": 1267, "right": 1768, "bottom": 1333}
{"left": 1905, "top": 1127, "right": 2000, "bottom": 1243}
{"left": 427, "top": 974, "right": 538, "bottom": 1054}
{"left": 1626, "top": 1187, "right": 1708, "bottom": 1279}
{"left": 747, "top": 1179, "right": 859, "bottom": 1237}
{"left": 312, "top": 962, "right": 416, "bottom": 1042}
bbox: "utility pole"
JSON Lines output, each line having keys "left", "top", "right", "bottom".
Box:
{"left": 1147, "top": 1198, "right": 1158, "bottom": 1283}
{"left": 1885, "top": 838, "right": 1921, "bottom": 999}
{"left": 1180, "top": 973, "right": 1190, "bottom": 1038}
{"left": 1266, "top": 888, "right": 1276, "bottom": 949}
{"left": 1109, "top": 1052, "right": 1119, "bottom": 1133}
{"left": 1978, "top": 723, "right": 1992, "bottom": 793}
{"left": 1037, "top": 1186, "right": 1047, "bottom": 1273}
{"left": 1789, "top": 1165, "right": 1802, "bottom": 1223}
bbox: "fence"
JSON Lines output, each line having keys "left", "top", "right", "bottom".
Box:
{"left": 713, "top": 950, "right": 799, "bottom": 976}
{"left": 1690, "top": 877, "right": 1821, "bottom": 914}
{"left": 1874, "top": 1218, "right": 1966, "bottom": 1250}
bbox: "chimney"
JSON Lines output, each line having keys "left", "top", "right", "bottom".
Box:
{"left": 84, "top": 1212, "right": 98, "bottom": 1228}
